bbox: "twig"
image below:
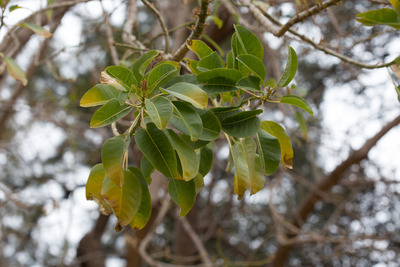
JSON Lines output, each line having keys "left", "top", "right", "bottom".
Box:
{"left": 256, "top": 4, "right": 396, "bottom": 69}
{"left": 101, "top": 2, "right": 119, "bottom": 65}
{"left": 179, "top": 216, "right": 212, "bottom": 266}
{"left": 142, "top": 0, "right": 170, "bottom": 54}
{"left": 139, "top": 198, "right": 171, "bottom": 267}
{"left": 172, "top": 0, "right": 212, "bottom": 62}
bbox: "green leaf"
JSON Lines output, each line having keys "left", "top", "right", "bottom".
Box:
{"left": 356, "top": 8, "right": 400, "bottom": 29}
{"left": 85, "top": 164, "right": 113, "bottom": 215}
{"left": 232, "top": 140, "right": 249, "bottom": 199}
{"left": 389, "top": 0, "right": 400, "bottom": 14}
{"left": 146, "top": 61, "right": 180, "bottom": 94}
{"left": 180, "top": 134, "right": 210, "bottom": 150}
{"left": 164, "top": 74, "right": 200, "bottom": 87}
{"left": 233, "top": 25, "right": 264, "bottom": 60}
{"left": 211, "top": 106, "right": 241, "bottom": 121}
{"left": 170, "top": 101, "right": 203, "bottom": 141}
{"left": 195, "top": 108, "right": 221, "bottom": 141}
{"left": 132, "top": 50, "right": 159, "bottom": 82}
{"left": 2, "top": 56, "right": 27, "bottom": 86}
{"left": 163, "top": 82, "right": 208, "bottom": 109}
{"left": 101, "top": 134, "right": 130, "bottom": 186}
{"left": 236, "top": 76, "right": 261, "bottom": 91}
{"left": 276, "top": 46, "right": 298, "bottom": 87}
{"left": 90, "top": 99, "right": 134, "bottom": 128}
{"left": 145, "top": 96, "right": 173, "bottom": 130}
{"left": 221, "top": 110, "right": 262, "bottom": 138}
{"left": 295, "top": 111, "right": 308, "bottom": 141}
{"left": 188, "top": 59, "right": 201, "bottom": 75}
{"left": 197, "top": 51, "right": 225, "bottom": 71}
{"left": 140, "top": 156, "right": 154, "bottom": 184}
{"left": 102, "top": 170, "right": 142, "bottom": 226}
{"left": 237, "top": 54, "right": 266, "bottom": 81}
{"left": 105, "top": 66, "right": 137, "bottom": 91}
{"left": 280, "top": 95, "right": 313, "bottom": 116}
{"left": 128, "top": 167, "right": 151, "bottom": 230}
{"left": 196, "top": 68, "right": 243, "bottom": 93}
{"left": 165, "top": 130, "right": 199, "bottom": 181}
{"left": 199, "top": 146, "right": 213, "bottom": 177}
{"left": 252, "top": 155, "right": 264, "bottom": 195}
{"left": 9, "top": 5, "right": 22, "bottom": 12}
{"left": 19, "top": 22, "right": 52, "bottom": 38}
{"left": 80, "top": 84, "right": 120, "bottom": 107}
{"left": 135, "top": 123, "right": 177, "bottom": 177}
{"left": 226, "top": 50, "right": 234, "bottom": 69}
{"left": 256, "top": 129, "right": 281, "bottom": 176}
{"left": 186, "top": 40, "right": 213, "bottom": 59}
{"left": 168, "top": 179, "right": 196, "bottom": 217}
{"left": 261, "top": 121, "right": 293, "bottom": 169}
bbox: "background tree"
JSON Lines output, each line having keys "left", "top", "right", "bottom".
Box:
{"left": 0, "top": 0, "right": 400, "bottom": 267}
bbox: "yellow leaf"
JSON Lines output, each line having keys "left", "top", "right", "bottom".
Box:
{"left": 3, "top": 57, "right": 28, "bottom": 86}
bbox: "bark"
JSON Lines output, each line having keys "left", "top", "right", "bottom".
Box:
{"left": 75, "top": 214, "right": 110, "bottom": 267}
{"left": 271, "top": 114, "right": 400, "bottom": 267}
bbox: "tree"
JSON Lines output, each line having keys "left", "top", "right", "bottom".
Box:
{"left": 1, "top": 0, "right": 400, "bottom": 266}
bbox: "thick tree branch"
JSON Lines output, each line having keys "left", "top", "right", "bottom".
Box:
{"left": 271, "top": 114, "right": 400, "bottom": 267}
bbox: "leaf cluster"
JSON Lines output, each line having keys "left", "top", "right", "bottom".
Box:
{"left": 80, "top": 25, "right": 313, "bottom": 229}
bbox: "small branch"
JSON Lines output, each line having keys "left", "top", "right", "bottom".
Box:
{"left": 179, "top": 216, "right": 212, "bottom": 266}
{"left": 139, "top": 198, "right": 171, "bottom": 267}
{"left": 101, "top": 2, "right": 119, "bottom": 65}
{"left": 142, "top": 0, "right": 170, "bottom": 54}
{"left": 172, "top": 0, "right": 212, "bottom": 62}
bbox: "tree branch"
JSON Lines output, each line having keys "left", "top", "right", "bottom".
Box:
{"left": 172, "top": 0, "right": 211, "bottom": 62}
{"left": 271, "top": 114, "right": 400, "bottom": 266}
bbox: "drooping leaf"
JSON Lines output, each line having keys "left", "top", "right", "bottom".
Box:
{"left": 221, "top": 110, "right": 262, "bottom": 138}
{"left": 236, "top": 76, "right": 261, "bottom": 91}
{"left": 135, "top": 123, "right": 177, "bottom": 177}
{"left": 85, "top": 164, "right": 113, "bottom": 215}
{"left": 132, "top": 50, "right": 158, "bottom": 82}
{"left": 280, "top": 94, "right": 313, "bottom": 116}
{"left": 128, "top": 167, "right": 151, "bottom": 230}
{"left": 19, "top": 22, "right": 52, "bottom": 38}
{"left": 168, "top": 179, "right": 196, "bottom": 217}
{"left": 146, "top": 61, "right": 180, "bottom": 94}
{"left": 105, "top": 66, "right": 137, "bottom": 91}
{"left": 252, "top": 155, "right": 264, "bottom": 195}
{"left": 145, "top": 96, "right": 173, "bottom": 130}
{"left": 199, "top": 145, "right": 213, "bottom": 177}
{"left": 101, "top": 134, "right": 130, "bottom": 186}
{"left": 80, "top": 84, "right": 120, "bottom": 107}
{"left": 170, "top": 101, "right": 203, "bottom": 141}
{"left": 295, "top": 111, "right": 308, "bottom": 141}
{"left": 2, "top": 56, "right": 27, "bottom": 86}
{"left": 356, "top": 8, "right": 400, "bottom": 29}
{"left": 186, "top": 39, "right": 213, "bottom": 59}
{"left": 197, "top": 51, "right": 225, "bottom": 71}
{"left": 237, "top": 54, "right": 266, "bottom": 81}
{"left": 165, "top": 130, "right": 199, "bottom": 181}
{"left": 276, "top": 46, "right": 298, "bottom": 87}
{"left": 140, "top": 156, "right": 154, "bottom": 185}
{"left": 195, "top": 108, "right": 221, "bottom": 141}
{"left": 163, "top": 82, "right": 208, "bottom": 109}
{"left": 261, "top": 121, "right": 293, "bottom": 169}
{"left": 232, "top": 140, "right": 250, "bottom": 199}
{"left": 256, "top": 129, "right": 281, "bottom": 176}
{"left": 101, "top": 170, "right": 142, "bottom": 226}
{"left": 196, "top": 68, "right": 243, "bottom": 93}
{"left": 233, "top": 25, "right": 264, "bottom": 60}
{"left": 90, "top": 99, "right": 134, "bottom": 128}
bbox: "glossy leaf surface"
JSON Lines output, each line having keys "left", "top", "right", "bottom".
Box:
{"left": 135, "top": 123, "right": 177, "bottom": 177}
{"left": 256, "top": 129, "right": 281, "bottom": 175}
{"left": 105, "top": 66, "right": 136, "bottom": 91}
{"left": 237, "top": 54, "right": 266, "bottom": 81}
{"left": 168, "top": 179, "right": 196, "bottom": 217}
{"left": 163, "top": 82, "right": 208, "bottom": 109}
{"left": 170, "top": 101, "right": 203, "bottom": 141}
{"left": 101, "top": 134, "right": 130, "bottom": 186}
{"left": 196, "top": 68, "right": 243, "bottom": 93}
{"left": 186, "top": 39, "right": 213, "bottom": 59}
{"left": 234, "top": 25, "right": 264, "bottom": 60}
{"left": 90, "top": 99, "right": 134, "bottom": 128}
{"left": 145, "top": 96, "right": 173, "bottom": 130}
{"left": 80, "top": 84, "right": 120, "bottom": 107}
{"left": 280, "top": 95, "right": 313, "bottom": 116}
{"left": 221, "top": 110, "right": 262, "bottom": 138}
{"left": 146, "top": 61, "right": 179, "bottom": 94}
